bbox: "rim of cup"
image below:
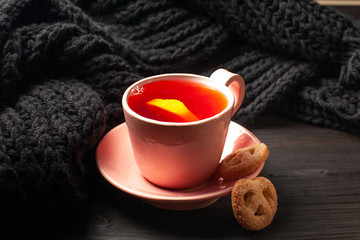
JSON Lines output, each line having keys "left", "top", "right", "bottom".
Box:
{"left": 122, "top": 73, "right": 235, "bottom": 127}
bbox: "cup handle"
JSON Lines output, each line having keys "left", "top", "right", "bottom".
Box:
{"left": 210, "top": 68, "right": 245, "bottom": 116}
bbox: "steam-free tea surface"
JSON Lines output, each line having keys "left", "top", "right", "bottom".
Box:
{"left": 127, "top": 80, "right": 228, "bottom": 122}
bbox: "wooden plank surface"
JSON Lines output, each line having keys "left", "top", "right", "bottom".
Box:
{"left": 49, "top": 116, "right": 360, "bottom": 240}
{"left": 316, "top": 0, "right": 360, "bottom": 6}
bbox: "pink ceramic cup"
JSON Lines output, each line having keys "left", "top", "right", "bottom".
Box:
{"left": 122, "top": 69, "right": 245, "bottom": 189}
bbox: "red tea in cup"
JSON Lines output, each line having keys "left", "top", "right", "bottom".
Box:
{"left": 122, "top": 69, "right": 245, "bottom": 189}
{"left": 127, "top": 80, "right": 228, "bottom": 122}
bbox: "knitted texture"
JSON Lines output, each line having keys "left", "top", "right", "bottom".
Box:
{"left": 1, "top": 0, "right": 360, "bottom": 228}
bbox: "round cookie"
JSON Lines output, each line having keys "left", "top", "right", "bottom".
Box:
{"left": 231, "top": 177, "right": 277, "bottom": 231}
{"left": 218, "top": 143, "right": 269, "bottom": 180}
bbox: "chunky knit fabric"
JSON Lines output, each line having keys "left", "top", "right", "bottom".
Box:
{"left": 1, "top": 0, "right": 360, "bottom": 230}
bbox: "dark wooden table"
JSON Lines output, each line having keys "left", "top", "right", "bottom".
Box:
{"left": 49, "top": 115, "right": 360, "bottom": 240}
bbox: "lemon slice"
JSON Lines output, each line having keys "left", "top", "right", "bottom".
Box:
{"left": 146, "top": 99, "right": 199, "bottom": 122}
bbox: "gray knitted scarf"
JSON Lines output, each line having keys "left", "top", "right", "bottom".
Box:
{"left": 0, "top": 0, "right": 359, "bottom": 233}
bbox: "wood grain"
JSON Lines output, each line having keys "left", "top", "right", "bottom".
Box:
{"left": 53, "top": 116, "right": 360, "bottom": 240}
{"left": 316, "top": 0, "right": 360, "bottom": 6}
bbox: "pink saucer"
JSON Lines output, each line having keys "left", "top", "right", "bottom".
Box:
{"left": 96, "top": 121, "right": 264, "bottom": 211}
